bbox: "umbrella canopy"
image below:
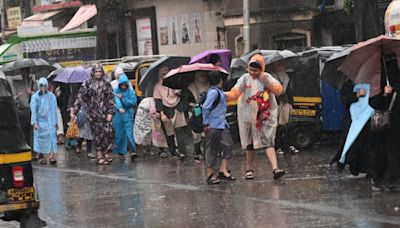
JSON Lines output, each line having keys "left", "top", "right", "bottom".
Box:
{"left": 1, "top": 58, "right": 57, "bottom": 76}
{"left": 53, "top": 66, "right": 91, "bottom": 84}
{"left": 163, "top": 63, "right": 228, "bottom": 89}
{"left": 263, "top": 50, "right": 299, "bottom": 68}
{"left": 189, "top": 49, "right": 232, "bottom": 71}
{"left": 320, "top": 46, "right": 353, "bottom": 90}
{"left": 139, "top": 56, "right": 190, "bottom": 91}
{"left": 47, "top": 68, "right": 64, "bottom": 82}
{"left": 338, "top": 35, "right": 400, "bottom": 96}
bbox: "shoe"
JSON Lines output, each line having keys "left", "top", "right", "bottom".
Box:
{"left": 179, "top": 153, "right": 186, "bottom": 160}
{"left": 289, "top": 146, "right": 300, "bottom": 154}
{"left": 277, "top": 148, "right": 285, "bottom": 155}
{"left": 207, "top": 173, "right": 220, "bottom": 185}
{"left": 87, "top": 153, "right": 96, "bottom": 159}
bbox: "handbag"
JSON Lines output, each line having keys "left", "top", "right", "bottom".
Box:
{"left": 371, "top": 92, "right": 397, "bottom": 132}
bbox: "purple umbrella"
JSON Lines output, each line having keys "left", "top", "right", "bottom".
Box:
{"left": 189, "top": 49, "right": 232, "bottom": 71}
{"left": 53, "top": 66, "right": 91, "bottom": 84}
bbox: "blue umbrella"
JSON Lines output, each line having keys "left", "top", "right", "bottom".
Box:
{"left": 53, "top": 66, "right": 91, "bottom": 84}
{"left": 339, "top": 84, "right": 375, "bottom": 164}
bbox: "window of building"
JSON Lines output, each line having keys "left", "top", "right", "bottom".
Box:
{"left": 274, "top": 33, "right": 307, "bottom": 50}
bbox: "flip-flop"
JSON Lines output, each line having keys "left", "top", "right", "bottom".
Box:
{"left": 49, "top": 158, "right": 57, "bottom": 165}
{"left": 96, "top": 158, "right": 109, "bottom": 165}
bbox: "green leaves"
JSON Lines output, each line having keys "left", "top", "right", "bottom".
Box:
{"left": 344, "top": 0, "right": 353, "bottom": 15}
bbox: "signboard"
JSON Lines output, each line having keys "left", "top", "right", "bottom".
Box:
{"left": 28, "top": 47, "right": 96, "bottom": 63}
{"left": 7, "top": 7, "right": 22, "bottom": 30}
{"left": 136, "top": 18, "right": 153, "bottom": 55}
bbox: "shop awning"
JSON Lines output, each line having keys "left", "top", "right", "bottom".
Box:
{"left": 60, "top": 5, "right": 97, "bottom": 32}
{"left": 21, "top": 10, "right": 62, "bottom": 27}
{"left": 32, "top": 0, "right": 82, "bottom": 12}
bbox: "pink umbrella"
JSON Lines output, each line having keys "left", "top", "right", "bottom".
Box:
{"left": 338, "top": 35, "right": 400, "bottom": 97}
{"left": 163, "top": 63, "right": 228, "bottom": 89}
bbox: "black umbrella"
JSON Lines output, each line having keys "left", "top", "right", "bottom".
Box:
{"left": 262, "top": 50, "right": 299, "bottom": 68}
{"left": 139, "top": 56, "right": 190, "bottom": 93}
{"left": 1, "top": 58, "right": 57, "bottom": 76}
{"left": 320, "top": 46, "right": 353, "bottom": 90}
{"left": 228, "top": 49, "right": 261, "bottom": 80}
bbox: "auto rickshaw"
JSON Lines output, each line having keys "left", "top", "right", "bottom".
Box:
{"left": 0, "top": 74, "right": 45, "bottom": 227}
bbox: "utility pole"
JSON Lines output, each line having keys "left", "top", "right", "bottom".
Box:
{"left": 243, "top": 0, "right": 250, "bottom": 53}
{"left": 1, "top": 0, "right": 6, "bottom": 43}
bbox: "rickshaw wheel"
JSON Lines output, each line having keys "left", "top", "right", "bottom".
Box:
{"left": 291, "top": 127, "right": 314, "bottom": 148}
{"left": 20, "top": 210, "right": 46, "bottom": 228}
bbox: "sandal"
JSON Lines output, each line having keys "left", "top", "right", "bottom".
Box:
{"left": 145, "top": 151, "right": 155, "bottom": 156}
{"left": 218, "top": 172, "right": 236, "bottom": 181}
{"left": 273, "top": 169, "right": 286, "bottom": 179}
{"left": 104, "top": 154, "right": 113, "bottom": 163}
{"left": 159, "top": 151, "right": 168, "bottom": 158}
{"left": 207, "top": 173, "right": 220, "bottom": 185}
{"left": 39, "top": 159, "right": 47, "bottom": 165}
{"left": 87, "top": 153, "right": 96, "bottom": 159}
{"left": 49, "top": 158, "right": 57, "bottom": 165}
{"left": 96, "top": 158, "right": 109, "bottom": 165}
{"left": 289, "top": 146, "right": 300, "bottom": 154}
{"left": 75, "top": 148, "right": 81, "bottom": 157}
{"left": 245, "top": 170, "right": 254, "bottom": 180}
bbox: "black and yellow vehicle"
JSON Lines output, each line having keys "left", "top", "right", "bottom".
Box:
{"left": 0, "top": 75, "right": 44, "bottom": 227}
{"left": 287, "top": 47, "right": 346, "bottom": 148}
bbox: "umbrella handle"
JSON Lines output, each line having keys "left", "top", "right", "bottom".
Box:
{"left": 382, "top": 56, "right": 390, "bottom": 86}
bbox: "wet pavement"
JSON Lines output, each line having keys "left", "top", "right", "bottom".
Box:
{"left": 2, "top": 144, "right": 400, "bottom": 228}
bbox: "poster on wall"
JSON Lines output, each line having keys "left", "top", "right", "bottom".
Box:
{"left": 7, "top": 7, "right": 22, "bottom": 30}
{"left": 159, "top": 17, "right": 169, "bottom": 46}
{"left": 191, "top": 12, "right": 202, "bottom": 43}
{"left": 169, "top": 16, "right": 179, "bottom": 45}
{"left": 180, "top": 14, "right": 190, "bottom": 44}
{"left": 136, "top": 18, "right": 153, "bottom": 55}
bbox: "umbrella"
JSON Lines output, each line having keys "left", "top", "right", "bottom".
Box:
{"left": 339, "top": 84, "right": 375, "bottom": 164}
{"left": 228, "top": 49, "right": 261, "bottom": 80}
{"left": 47, "top": 68, "right": 64, "bottom": 82}
{"left": 189, "top": 49, "right": 232, "bottom": 71}
{"left": 53, "top": 66, "right": 91, "bottom": 84}
{"left": 1, "top": 58, "right": 57, "bottom": 76}
{"left": 139, "top": 56, "right": 190, "bottom": 91}
{"left": 320, "top": 46, "right": 353, "bottom": 90}
{"left": 338, "top": 35, "right": 400, "bottom": 97}
{"left": 262, "top": 50, "right": 299, "bottom": 68}
{"left": 163, "top": 63, "right": 228, "bottom": 89}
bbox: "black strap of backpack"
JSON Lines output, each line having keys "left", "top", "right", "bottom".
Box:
{"left": 209, "top": 88, "right": 222, "bottom": 111}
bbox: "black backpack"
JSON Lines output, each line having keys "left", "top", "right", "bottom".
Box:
{"left": 188, "top": 88, "right": 221, "bottom": 133}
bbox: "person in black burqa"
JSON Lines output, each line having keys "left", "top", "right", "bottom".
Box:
{"left": 368, "top": 55, "right": 400, "bottom": 191}
{"left": 330, "top": 79, "right": 370, "bottom": 175}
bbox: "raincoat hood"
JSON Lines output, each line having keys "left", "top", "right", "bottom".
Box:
{"left": 37, "top": 77, "right": 48, "bottom": 90}
{"left": 249, "top": 54, "right": 265, "bottom": 73}
{"left": 118, "top": 73, "right": 130, "bottom": 88}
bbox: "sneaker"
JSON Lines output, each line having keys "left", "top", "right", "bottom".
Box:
{"left": 131, "top": 153, "right": 138, "bottom": 161}
{"left": 87, "top": 153, "right": 96, "bottom": 159}
{"left": 179, "top": 153, "right": 186, "bottom": 160}
{"left": 277, "top": 148, "right": 285, "bottom": 155}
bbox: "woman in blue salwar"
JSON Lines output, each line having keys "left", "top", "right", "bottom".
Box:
{"left": 112, "top": 73, "right": 138, "bottom": 160}
{"left": 30, "top": 77, "right": 58, "bottom": 165}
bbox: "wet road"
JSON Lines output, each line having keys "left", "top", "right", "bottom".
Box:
{"left": 2, "top": 145, "right": 400, "bottom": 228}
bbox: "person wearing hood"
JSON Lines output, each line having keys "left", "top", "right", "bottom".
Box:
{"left": 225, "top": 54, "right": 286, "bottom": 180}
{"left": 111, "top": 67, "right": 125, "bottom": 89}
{"left": 30, "top": 77, "right": 58, "bottom": 165}
{"left": 71, "top": 63, "right": 116, "bottom": 165}
{"left": 112, "top": 73, "right": 138, "bottom": 160}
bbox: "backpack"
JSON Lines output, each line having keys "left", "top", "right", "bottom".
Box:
{"left": 188, "top": 88, "right": 221, "bottom": 133}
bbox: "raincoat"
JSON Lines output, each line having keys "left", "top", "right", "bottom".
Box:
{"left": 112, "top": 74, "right": 137, "bottom": 154}
{"left": 225, "top": 54, "right": 283, "bottom": 149}
{"left": 30, "top": 77, "right": 58, "bottom": 154}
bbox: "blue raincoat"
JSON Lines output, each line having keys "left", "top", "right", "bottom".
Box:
{"left": 30, "top": 77, "right": 58, "bottom": 154}
{"left": 112, "top": 74, "right": 137, "bottom": 154}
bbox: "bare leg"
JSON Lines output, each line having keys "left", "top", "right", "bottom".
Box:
{"left": 266, "top": 147, "right": 278, "bottom": 171}
{"left": 246, "top": 149, "right": 255, "bottom": 170}
{"left": 220, "top": 159, "right": 230, "bottom": 176}
{"left": 207, "top": 167, "right": 214, "bottom": 177}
